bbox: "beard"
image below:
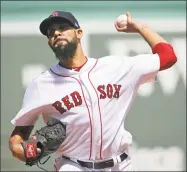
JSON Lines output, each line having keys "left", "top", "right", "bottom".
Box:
{"left": 51, "top": 37, "right": 78, "bottom": 61}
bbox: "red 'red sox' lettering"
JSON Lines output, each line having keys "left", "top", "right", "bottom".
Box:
{"left": 62, "top": 95, "right": 74, "bottom": 110}
{"left": 52, "top": 101, "right": 67, "bottom": 114}
{"left": 97, "top": 84, "right": 122, "bottom": 99}
{"left": 70, "top": 91, "right": 82, "bottom": 106}
{"left": 97, "top": 85, "right": 106, "bottom": 99}
{"left": 52, "top": 91, "right": 82, "bottom": 114}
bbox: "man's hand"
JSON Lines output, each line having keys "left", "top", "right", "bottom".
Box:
{"left": 13, "top": 118, "right": 66, "bottom": 166}
{"left": 114, "top": 12, "right": 168, "bottom": 48}
{"left": 9, "top": 126, "right": 34, "bottom": 162}
{"left": 9, "top": 141, "right": 26, "bottom": 162}
{"left": 114, "top": 12, "right": 146, "bottom": 33}
{"left": 10, "top": 141, "right": 41, "bottom": 162}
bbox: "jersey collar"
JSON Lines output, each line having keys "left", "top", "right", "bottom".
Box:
{"left": 50, "top": 57, "right": 97, "bottom": 76}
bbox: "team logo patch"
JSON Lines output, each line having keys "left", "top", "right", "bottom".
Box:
{"left": 26, "top": 143, "right": 36, "bottom": 158}
{"left": 52, "top": 11, "right": 58, "bottom": 16}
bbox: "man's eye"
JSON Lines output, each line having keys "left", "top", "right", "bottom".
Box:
{"left": 59, "top": 26, "right": 66, "bottom": 30}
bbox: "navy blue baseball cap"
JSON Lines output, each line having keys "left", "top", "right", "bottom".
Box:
{"left": 39, "top": 11, "right": 80, "bottom": 36}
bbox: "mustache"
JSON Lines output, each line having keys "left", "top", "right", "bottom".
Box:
{"left": 53, "top": 37, "right": 68, "bottom": 47}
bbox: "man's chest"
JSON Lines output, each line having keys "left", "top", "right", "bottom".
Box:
{"left": 41, "top": 72, "right": 123, "bottom": 103}
{"left": 39, "top": 67, "right": 132, "bottom": 124}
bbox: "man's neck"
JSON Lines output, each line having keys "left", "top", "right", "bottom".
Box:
{"left": 59, "top": 52, "right": 87, "bottom": 70}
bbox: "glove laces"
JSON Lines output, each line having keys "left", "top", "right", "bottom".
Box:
{"left": 37, "top": 156, "right": 51, "bottom": 171}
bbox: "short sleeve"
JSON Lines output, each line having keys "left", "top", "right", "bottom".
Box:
{"left": 11, "top": 79, "right": 42, "bottom": 126}
{"left": 129, "top": 53, "right": 160, "bottom": 85}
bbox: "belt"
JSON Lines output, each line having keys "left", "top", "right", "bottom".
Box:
{"left": 62, "top": 152, "right": 128, "bottom": 169}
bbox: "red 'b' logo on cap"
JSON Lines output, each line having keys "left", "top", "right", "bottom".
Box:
{"left": 52, "top": 12, "right": 58, "bottom": 16}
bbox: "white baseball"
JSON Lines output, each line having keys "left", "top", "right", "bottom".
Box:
{"left": 116, "top": 15, "right": 128, "bottom": 28}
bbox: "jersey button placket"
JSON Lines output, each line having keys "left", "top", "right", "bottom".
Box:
{"left": 79, "top": 73, "right": 100, "bottom": 160}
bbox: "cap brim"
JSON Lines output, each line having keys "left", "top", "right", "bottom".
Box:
{"left": 39, "top": 16, "right": 75, "bottom": 36}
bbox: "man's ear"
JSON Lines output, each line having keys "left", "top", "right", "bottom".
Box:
{"left": 48, "top": 40, "right": 55, "bottom": 52}
{"left": 48, "top": 40, "right": 51, "bottom": 46}
{"left": 76, "top": 28, "right": 83, "bottom": 39}
{"left": 48, "top": 40, "right": 53, "bottom": 48}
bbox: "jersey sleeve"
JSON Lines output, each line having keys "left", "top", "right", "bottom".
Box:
{"left": 11, "top": 79, "right": 43, "bottom": 126}
{"left": 128, "top": 53, "right": 160, "bottom": 85}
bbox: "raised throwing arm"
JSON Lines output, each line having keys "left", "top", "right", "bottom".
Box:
{"left": 114, "top": 12, "right": 177, "bottom": 71}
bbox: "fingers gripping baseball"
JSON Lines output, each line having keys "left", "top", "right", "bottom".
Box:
{"left": 126, "top": 12, "right": 132, "bottom": 25}
{"left": 114, "top": 12, "right": 139, "bottom": 33}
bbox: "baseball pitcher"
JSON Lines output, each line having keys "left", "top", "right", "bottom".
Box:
{"left": 9, "top": 11, "right": 177, "bottom": 171}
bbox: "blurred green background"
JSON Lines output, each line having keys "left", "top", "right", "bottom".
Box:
{"left": 1, "top": 1, "right": 186, "bottom": 171}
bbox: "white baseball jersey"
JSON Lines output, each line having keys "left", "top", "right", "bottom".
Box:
{"left": 11, "top": 54, "right": 160, "bottom": 161}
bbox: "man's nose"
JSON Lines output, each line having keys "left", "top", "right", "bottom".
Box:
{"left": 54, "top": 30, "right": 62, "bottom": 39}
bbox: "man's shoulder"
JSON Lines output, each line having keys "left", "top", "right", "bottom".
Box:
{"left": 29, "top": 67, "right": 54, "bottom": 85}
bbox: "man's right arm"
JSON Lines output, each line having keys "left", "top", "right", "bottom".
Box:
{"left": 9, "top": 126, "right": 34, "bottom": 162}
{"left": 114, "top": 12, "right": 177, "bottom": 72}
